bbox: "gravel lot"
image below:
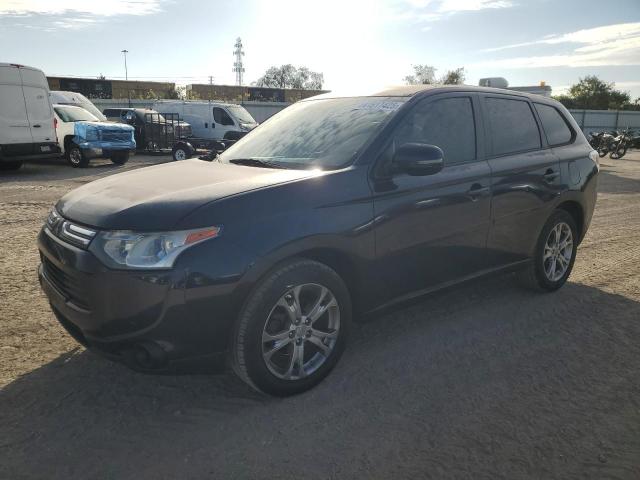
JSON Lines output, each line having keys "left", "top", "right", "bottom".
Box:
{"left": 1, "top": 152, "right": 639, "bottom": 479}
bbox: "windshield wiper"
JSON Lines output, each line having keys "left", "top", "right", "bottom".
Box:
{"left": 229, "top": 158, "right": 288, "bottom": 169}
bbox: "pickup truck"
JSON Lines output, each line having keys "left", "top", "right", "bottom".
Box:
{"left": 54, "top": 104, "right": 136, "bottom": 168}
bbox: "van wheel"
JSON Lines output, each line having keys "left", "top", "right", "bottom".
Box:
{"left": 232, "top": 259, "right": 350, "bottom": 396}
{"left": 66, "top": 143, "right": 89, "bottom": 168}
{"left": 0, "top": 161, "right": 23, "bottom": 171}
{"left": 517, "top": 209, "right": 578, "bottom": 292}
{"left": 110, "top": 152, "right": 129, "bottom": 165}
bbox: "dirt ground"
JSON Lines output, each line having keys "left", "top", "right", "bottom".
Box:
{"left": 1, "top": 152, "right": 639, "bottom": 479}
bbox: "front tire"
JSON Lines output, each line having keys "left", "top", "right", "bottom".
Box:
{"left": 66, "top": 143, "right": 89, "bottom": 168}
{"left": 517, "top": 209, "right": 578, "bottom": 292}
{"left": 610, "top": 144, "right": 627, "bottom": 159}
{"left": 110, "top": 152, "right": 129, "bottom": 165}
{"left": 232, "top": 259, "right": 351, "bottom": 396}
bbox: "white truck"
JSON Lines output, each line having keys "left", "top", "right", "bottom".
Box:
{"left": 152, "top": 100, "right": 258, "bottom": 141}
{"left": 0, "top": 63, "right": 59, "bottom": 170}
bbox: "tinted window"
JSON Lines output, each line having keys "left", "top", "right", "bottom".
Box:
{"left": 485, "top": 97, "right": 540, "bottom": 155}
{"left": 213, "top": 107, "right": 234, "bottom": 126}
{"left": 534, "top": 103, "right": 573, "bottom": 146}
{"left": 393, "top": 97, "right": 476, "bottom": 164}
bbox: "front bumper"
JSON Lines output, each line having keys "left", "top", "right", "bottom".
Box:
{"left": 37, "top": 227, "right": 230, "bottom": 373}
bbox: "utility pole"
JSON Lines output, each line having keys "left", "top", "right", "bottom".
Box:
{"left": 121, "top": 49, "right": 130, "bottom": 107}
{"left": 233, "top": 37, "right": 245, "bottom": 86}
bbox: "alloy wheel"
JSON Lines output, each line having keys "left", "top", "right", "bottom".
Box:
{"left": 261, "top": 283, "right": 340, "bottom": 380}
{"left": 543, "top": 222, "right": 573, "bottom": 282}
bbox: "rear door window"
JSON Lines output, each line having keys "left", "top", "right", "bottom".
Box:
{"left": 484, "top": 97, "right": 541, "bottom": 156}
{"left": 393, "top": 96, "right": 476, "bottom": 165}
{"left": 534, "top": 103, "right": 573, "bottom": 146}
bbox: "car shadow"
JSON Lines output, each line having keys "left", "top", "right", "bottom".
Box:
{"left": 2, "top": 274, "right": 640, "bottom": 479}
{"left": 598, "top": 155, "right": 640, "bottom": 194}
{"left": 0, "top": 155, "right": 172, "bottom": 183}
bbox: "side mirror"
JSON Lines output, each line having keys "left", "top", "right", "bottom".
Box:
{"left": 393, "top": 143, "right": 444, "bottom": 176}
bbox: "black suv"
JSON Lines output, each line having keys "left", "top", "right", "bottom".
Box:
{"left": 39, "top": 86, "right": 598, "bottom": 396}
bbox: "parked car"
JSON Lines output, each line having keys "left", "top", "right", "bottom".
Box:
{"left": 50, "top": 91, "right": 107, "bottom": 121}
{"left": 0, "top": 63, "right": 59, "bottom": 170}
{"left": 152, "top": 100, "right": 257, "bottom": 141}
{"left": 53, "top": 104, "right": 135, "bottom": 167}
{"left": 38, "top": 85, "right": 599, "bottom": 396}
{"left": 103, "top": 107, "right": 191, "bottom": 151}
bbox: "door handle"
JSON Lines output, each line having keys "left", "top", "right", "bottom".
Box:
{"left": 33, "top": 124, "right": 42, "bottom": 128}
{"left": 543, "top": 169, "right": 559, "bottom": 182}
{"left": 466, "top": 183, "right": 490, "bottom": 200}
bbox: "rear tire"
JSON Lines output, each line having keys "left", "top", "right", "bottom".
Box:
{"left": 517, "top": 209, "right": 578, "bottom": 292}
{"left": 66, "top": 143, "right": 89, "bottom": 168}
{"left": 110, "top": 152, "right": 129, "bottom": 165}
{"left": 232, "top": 259, "right": 351, "bottom": 396}
{"left": 0, "top": 161, "right": 23, "bottom": 171}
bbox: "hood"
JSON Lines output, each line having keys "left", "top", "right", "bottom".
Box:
{"left": 56, "top": 160, "right": 317, "bottom": 231}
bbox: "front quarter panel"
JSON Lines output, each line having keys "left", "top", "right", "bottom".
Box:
{"left": 175, "top": 166, "right": 375, "bottom": 334}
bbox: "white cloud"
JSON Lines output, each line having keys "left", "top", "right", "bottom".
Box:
{"left": 0, "top": 0, "right": 164, "bottom": 17}
{"left": 476, "top": 23, "right": 640, "bottom": 69}
{"left": 394, "top": 0, "right": 512, "bottom": 24}
{"left": 437, "top": 0, "right": 512, "bottom": 13}
{"left": 483, "top": 22, "right": 640, "bottom": 52}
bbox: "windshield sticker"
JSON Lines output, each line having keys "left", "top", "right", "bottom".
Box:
{"left": 354, "top": 101, "right": 403, "bottom": 112}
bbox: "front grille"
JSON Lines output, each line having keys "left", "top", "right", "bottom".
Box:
{"left": 42, "top": 256, "right": 90, "bottom": 311}
{"left": 99, "top": 130, "right": 131, "bottom": 142}
{"left": 46, "top": 209, "right": 97, "bottom": 249}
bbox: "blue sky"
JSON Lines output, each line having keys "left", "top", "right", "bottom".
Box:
{"left": 1, "top": 0, "right": 639, "bottom": 98}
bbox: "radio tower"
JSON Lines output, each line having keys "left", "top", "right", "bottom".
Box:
{"left": 233, "top": 37, "right": 245, "bottom": 86}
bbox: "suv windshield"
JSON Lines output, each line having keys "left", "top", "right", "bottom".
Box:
{"left": 55, "top": 106, "right": 98, "bottom": 123}
{"left": 227, "top": 105, "right": 256, "bottom": 124}
{"left": 219, "top": 97, "right": 404, "bottom": 170}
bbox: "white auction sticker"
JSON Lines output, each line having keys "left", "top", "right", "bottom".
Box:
{"left": 355, "top": 101, "right": 403, "bottom": 112}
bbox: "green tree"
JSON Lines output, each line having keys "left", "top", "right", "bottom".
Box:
{"left": 404, "top": 65, "right": 466, "bottom": 85}
{"left": 255, "top": 65, "right": 324, "bottom": 89}
{"left": 404, "top": 64, "right": 437, "bottom": 85}
{"left": 440, "top": 67, "right": 465, "bottom": 85}
{"left": 553, "top": 76, "right": 632, "bottom": 110}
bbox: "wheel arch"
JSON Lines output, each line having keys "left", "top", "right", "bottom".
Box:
{"left": 556, "top": 200, "right": 585, "bottom": 243}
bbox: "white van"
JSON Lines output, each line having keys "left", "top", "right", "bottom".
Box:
{"left": 0, "top": 63, "right": 58, "bottom": 170}
{"left": 152, "top": 100, "right": 257, "bottom": 141}
{"left": 50, "top": 91, "right": 107, "bottom": 121}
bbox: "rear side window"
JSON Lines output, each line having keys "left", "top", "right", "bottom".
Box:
{"left": 534, "top": 103, "right": 573, "bottom": 146}
{"left": 393, "top": 96, "right": 476, "bottom": 164}
{"left": 213, "top": 107, "right": 234, "bottom": 126}
{"left": 485, "top": 97, "right": 541, "bottom": 156}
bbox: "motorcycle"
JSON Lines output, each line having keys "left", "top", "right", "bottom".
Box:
{"left": 588, "top": 131, "right": 616, "bottom": 158}
{"left": 609, "top": 128, "right": 634, "bottom": 160}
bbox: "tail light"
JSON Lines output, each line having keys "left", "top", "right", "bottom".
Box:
{"left": 54, "top": 117, "right": 58, "bottom": 142}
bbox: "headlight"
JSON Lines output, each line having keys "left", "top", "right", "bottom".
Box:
{"left": 89, "top": 226, "right": 221, "bottom": 269}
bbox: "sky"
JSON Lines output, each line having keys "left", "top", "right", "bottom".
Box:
{"left": 1, "top": 0, "right": 639, "bottom": 98}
